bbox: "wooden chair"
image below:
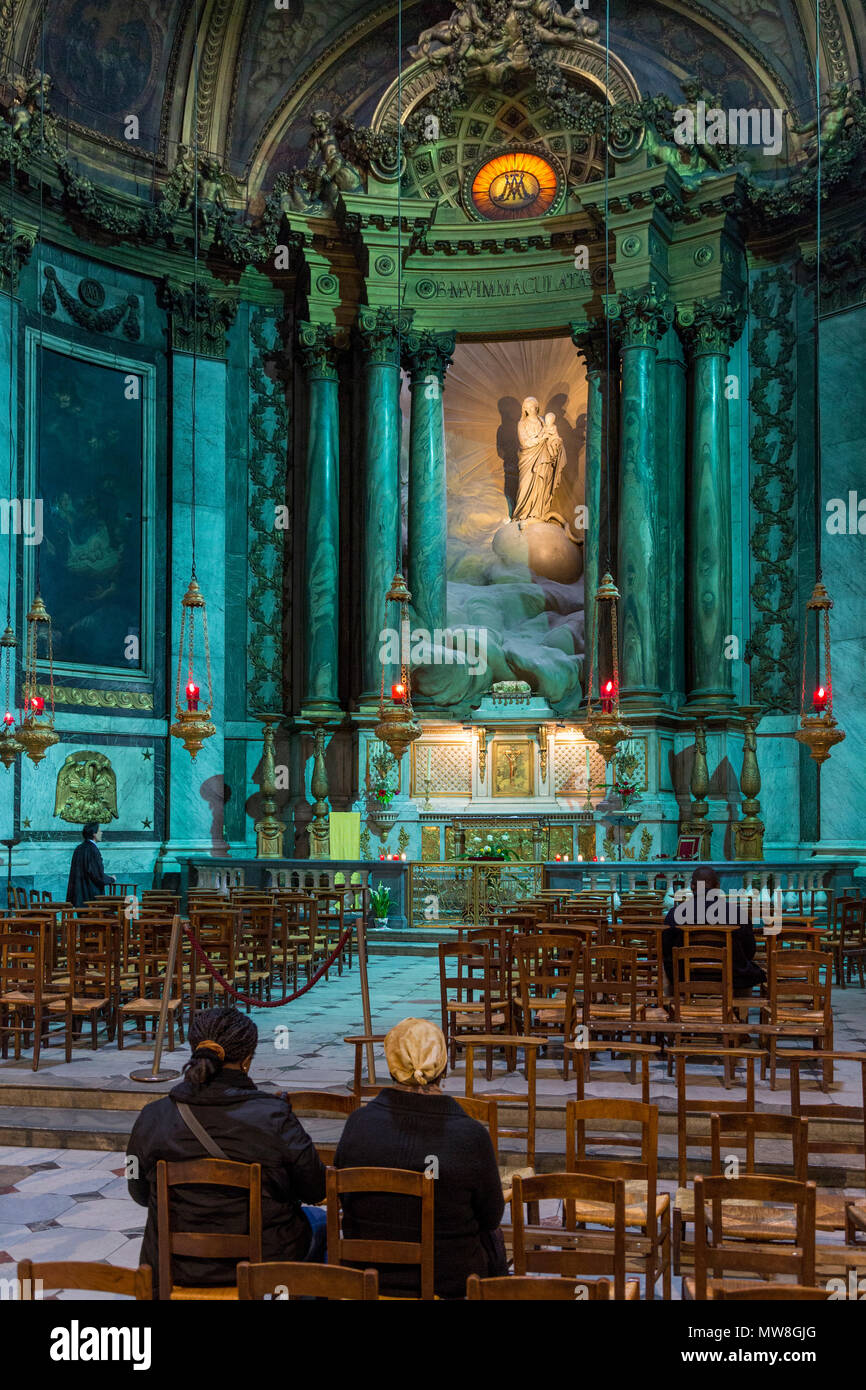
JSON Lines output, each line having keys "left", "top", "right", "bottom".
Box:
{"left": 846, "top": 1199, "right": 866, "bottom": 1245}
{"left": 283, "top": 1090, "right": 358, "bottom": 1165}
{"left": 786, "top": 1050, "right": 866, "bottom": 1238}
{"left": 606, "top": 924, "right": 666, "bottom": 1011}
{"left": 156, "top": 1158, "right": 262, "bottom": 1300}
{"left": 830, "top": 899, "right": 866, "bottom": 989}
{"left": 684, "top": 1174, "right": 817, "bottom": 1299}
{"left": 439, "top": 941, "right": 508, "bottom": 1080}
{"left": 670, "top": 1046, "right": 764, "bottom": 1273}
{"left": 236, "top": 903, "right": 275, "bottom": 1005}
{"left": 326, "top": 1164, "right": 435, "bottom": 1300}
{"left": 0, "top": 926, "right": 72, "bottom": 1069}
{"left": 582, "top": 944, "right": 643, "bottom": 1074}
{"left": 715, "top": 1283, "right": 835, "bottom": 1301}
{"left": 237, "top": 1261, "right": 378, "bottom": 1300}
{"left": 513, "top": 933, "right": 582, "bottom": 1078}
{"left": 17, "top": 1258, "right": 152, "bottom": 1300}
{"left": 569, "top": 1039, "right": 661, "bottom": 1104}
{"left": 50, "top": 917, "right": 118, "bottom": 1048}
{"left": 760, "top": 948, "right": 834, "bottom": 1089}
{"left": 466, "top": 1274, "right": 633, "bottom": 1300}
{"left": 511, "top": 1172, "right": 633, "bottom": 1299}
{"left": 457, "top": 1033, "right": 545, "bottom": 1177}
{"left": 566, "top": 1096, "right": 671, "bottom": 1299}
{"left": 187, "top": 908, "right": 241, "bottom": 1011}
{"left": 117, "top": 918, "right": 185, "bottom": 1051}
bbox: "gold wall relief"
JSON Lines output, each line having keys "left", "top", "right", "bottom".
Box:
{"left": 421, "top": 825, "right": 442, "bottom": 861}
{"left": 38, "top": 684, "right": 154, "bottom": 711}
{"left": 491, "top": 740, "right": 534, "bottom": 797}
{"left": 54, "top": 750, "right": 118, "bottom": 824}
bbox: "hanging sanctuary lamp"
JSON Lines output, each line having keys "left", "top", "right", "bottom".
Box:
{"left": 793, "top": 24, "right": 844, "bottom": 770}
{"left": 371, "top": 55, "right": 420, "bottom": 768}
{"left": 0, "top": 41, "right": 21, "bottom": 774}
{"left": 580, "top": 65, "right": 630, "bottom": 771}
{"left": 374, "top": 571, "right": 422, "bottom": 764}
{"left": 15, "top": 593, "right": 59, "bottom": 766}
{"left": 169, "top": 36, "right": 216, "bottom": 761}
{"left": 582, "top": 571, "right": 632, "bottom": 767}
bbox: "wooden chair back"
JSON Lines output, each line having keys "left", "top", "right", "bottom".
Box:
{"left": 283, "top": 1089, "right": 359, "bottom": 1164}
{"left": 467, "top": 1274, "right": 616, "bottom": 1300}
{"left": 453, "top": 1093, "right": 500, "bottom": 1159}
{"left": 670, "top": 1047, "right": 763, "bottom": 1186}
{"left": 514, "top": 933, "right": 582, "bottom": 1038}
{"left": 713, "top": 1283, "right": 833, "bottom": 1301}
{"left": 17, "top": 1258, "right": 152, "bottom": 1300}
{"left": 671, "top": 945, "right": 733, "bottom": 1022}
{"left": 709, "top": 1112, "right": 809, "bottom": 1184}
{"left": 511, "top": 1171, "right": 628, "bottom": 1298}
{"left": 156, "top": 1158, "right": 263, "bottom": 1299}
{"left": 692, "top": 1174, "right": 817, "bottom": 1299}
{"left": 582, "top": 944, "right": 639, "bottom": 1027}
{"left": 326, "top": 1164, "right": 435, "bottom": 1300}
{"left": 237, "top": 1260, "right": 378, "bottom": 1300}
{"left": 766, "top": 947, "right": 832, "bottom": 1023}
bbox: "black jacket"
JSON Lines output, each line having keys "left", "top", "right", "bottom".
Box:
{"left": 127, "top": 1071, "right": 325, "bottom": 1293}
{"left": 66, "top": 838, "right": 112, "bottom": 907}
{"left": 662, "top": 903, "right": 766, "bottom": 992}
{"left": 335, "top": 1088, "right": 505, "bottom": 1298}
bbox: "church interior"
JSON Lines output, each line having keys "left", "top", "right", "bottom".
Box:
{"left": 1, "top": 0, "right": 866, "bottom": 1330}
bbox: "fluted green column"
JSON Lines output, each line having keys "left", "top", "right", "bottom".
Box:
{"left": 678, "top": 297, "right": 745, "bottom": 706}
{"left": 298, "top": 323, "right": 341, "bottom": 713}
{"left": 404, "top": 329, "right": 455, "bottom": 635}
{"left": 571, "top": 320, "right": 606, "bottom": 666}
{"left": 608, "top": 287, "right": 674, "bottom": 705}
{"left": 357, "top": 307, "right": 412, "bottom": 702}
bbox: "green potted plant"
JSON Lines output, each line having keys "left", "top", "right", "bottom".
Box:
{"left": 369, "top": 881, "right": 392, "bottom": 930}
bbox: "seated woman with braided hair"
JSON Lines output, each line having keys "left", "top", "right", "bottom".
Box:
{"left": 127, "top": 1007, "right": 326, "bottom": 1295}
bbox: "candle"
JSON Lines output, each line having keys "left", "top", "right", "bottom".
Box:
{"left": 585, "top": 746, "right": 591, "bottom": 787}
{"left": 29, "top": 695, "right": 44, "bottom": 715}
{"left": 426, "top": 747, "right": 432, "bottom": 778}
{"left": 578, "top": 854, "right": 583, "bottom": 862}
{"left": 563, "top": 856, "right": 570, "bottom": 863}
{"left": 186, "top": 681, "right": 200, "bottom": 712}
{"left": 400, "top": 852, "right": 407, "bottom": 861}
{"left": 812, "top": 685, "right": 828, "bottom": 713}
{"left": 555, "top": 854, "right": 561, "bottom": 861}
{"left": 392, "top": 682, "right": 406, "bottom": 704}
{"left": 601, "top": 679, "right": 614, "bottom": 714}
{"left": 3, "top": 711, "right": 13, "bottom": 726}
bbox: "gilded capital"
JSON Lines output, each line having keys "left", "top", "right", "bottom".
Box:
{"left": 297, "top": 321, "right": 341, "bottom": 380}
{"left": 402, "top": 329, "right": 455, "bottom": 385}
{"left": 677, "top": 294, "right": 746, "bottom": 355}
{"left": 604, "top": 285, "right": 674, "bottom": 349}
{"left": 356, "top": 305, "right": 414, "bottom": 366}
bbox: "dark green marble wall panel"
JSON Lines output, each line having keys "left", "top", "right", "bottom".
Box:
{"left": 655, "top": 325, "right": 687, "bottom": 704}
{"left": 298, "top": 322, "right": 341, "bottom": 713}
{"left": 688, "top": 351, "right": 733, "bottom": 703}
{"left": 618, "top": 343, "right": 661, "bottom": 700}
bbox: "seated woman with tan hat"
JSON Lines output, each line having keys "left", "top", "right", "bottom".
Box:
{"left": 335, "top": 1017, "right": 506, "bottom": 1298}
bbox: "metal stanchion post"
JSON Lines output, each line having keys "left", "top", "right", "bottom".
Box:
{"left": 130, "top": 912, "right": 183, "bottom": 1083}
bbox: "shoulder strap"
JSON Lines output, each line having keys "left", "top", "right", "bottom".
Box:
{"left": 175, "top": 1101, "right": 229, "bottom": 1160}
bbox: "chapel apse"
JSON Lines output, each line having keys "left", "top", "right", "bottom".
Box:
{"left": 409, "top": 336, "right": 587, "bottom": 711}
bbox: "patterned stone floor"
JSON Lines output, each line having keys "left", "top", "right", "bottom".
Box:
{"left": 1, "top": 953, "right": 864, "bottom": 1298}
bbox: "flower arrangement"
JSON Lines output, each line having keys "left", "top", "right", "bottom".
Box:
{"left": 372, "top": 784, "right": 395, "bottom": 806}
{"left": 370, "top": 882, "right": 392, "bottom": 919}
{"left": 472, "top": 832, "right": 515, "bottom": 861}
{"left": 594, "top": 750, "right": 644, "bottom": 810}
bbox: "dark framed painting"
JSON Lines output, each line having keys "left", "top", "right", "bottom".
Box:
{"left": 27, "top": 333, "right": 154, "bottom": 676}
{"left": 676, "top": 835, "right": 700, "bottom": 862}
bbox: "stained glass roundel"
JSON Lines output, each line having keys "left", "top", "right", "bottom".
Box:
{"left": 467, "top": 148, "right": 563, "bottom": 221}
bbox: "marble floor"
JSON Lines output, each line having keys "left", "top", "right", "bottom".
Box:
{"left": 1, "top": 953, "right": 865, "bottom": 1298}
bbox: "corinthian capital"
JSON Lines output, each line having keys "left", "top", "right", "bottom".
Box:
{"left": 356, "top": 305, "right": 414, "bottom": 366}
{"left": 604, "top": 284, "right": 675, "bottom": 349}
{"left": 676, "top": 294, "right": 746, "bottom": 355}
{"left": 570, "top": 317, "right": 608, "bottom": 375}
{"left": 402, "top": 329, "right": 456, "bottom": 385}
{"left": 297, "top": 321, "right": 342, "bottom": 380}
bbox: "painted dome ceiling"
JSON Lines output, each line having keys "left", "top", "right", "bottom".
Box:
{"left": 1, "top": 0, "right": 863, "bottom": 197}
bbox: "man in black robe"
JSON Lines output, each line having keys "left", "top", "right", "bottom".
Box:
{"left": 66, "top": 821, "right": 115, "bottom": 907}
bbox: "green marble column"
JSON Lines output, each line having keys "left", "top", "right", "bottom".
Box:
{"left": 404, "top": 330, "right": 455, "bottom": 636}
{"left": 298, "top": 323, "right": 341, "bottom": 714}
{"left": 607, "top": 287, "right": 674, "bottom": 705}
{"left": 678, "top": 296, "right": 746, "bottom": 706}
{"left": 357, "top": 307, "right": 412, "bottom": 702}
{"left": 571, "top": 321, "right": 606, "bottom": 667}
{"left": 656, "top": 325, "right": 687, "bottom": 703}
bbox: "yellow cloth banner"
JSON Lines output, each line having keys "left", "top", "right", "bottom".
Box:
{"left": 329, "top": 811, "right": 361, "bottom": 861}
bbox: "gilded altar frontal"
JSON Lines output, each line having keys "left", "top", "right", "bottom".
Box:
{"left": 0, "top": 0, "right": 865, "bottom": 1337}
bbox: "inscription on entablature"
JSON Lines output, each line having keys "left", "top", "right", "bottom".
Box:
{"left": 415, "top": 268, "right": 591, "bottom": 301}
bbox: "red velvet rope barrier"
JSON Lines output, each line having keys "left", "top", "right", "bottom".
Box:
{"left": 182, "top": 919, "right": 356, "bottom": 1007}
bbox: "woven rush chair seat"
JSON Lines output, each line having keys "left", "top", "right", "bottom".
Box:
{"left": 454, "top": 1009, "right": 507, "bottom": 1027}
{"left": 121, "top": 995, "right": 182, "bottom": 1014}
{"left": 674, "top": 1188, "right": 799, "bottom": 1239}
{"left": 48, "top": 994, "right": 109, "bottom": 1013}
{"left": 573, "top": 1180, "right": 670, "bottom": 1228}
